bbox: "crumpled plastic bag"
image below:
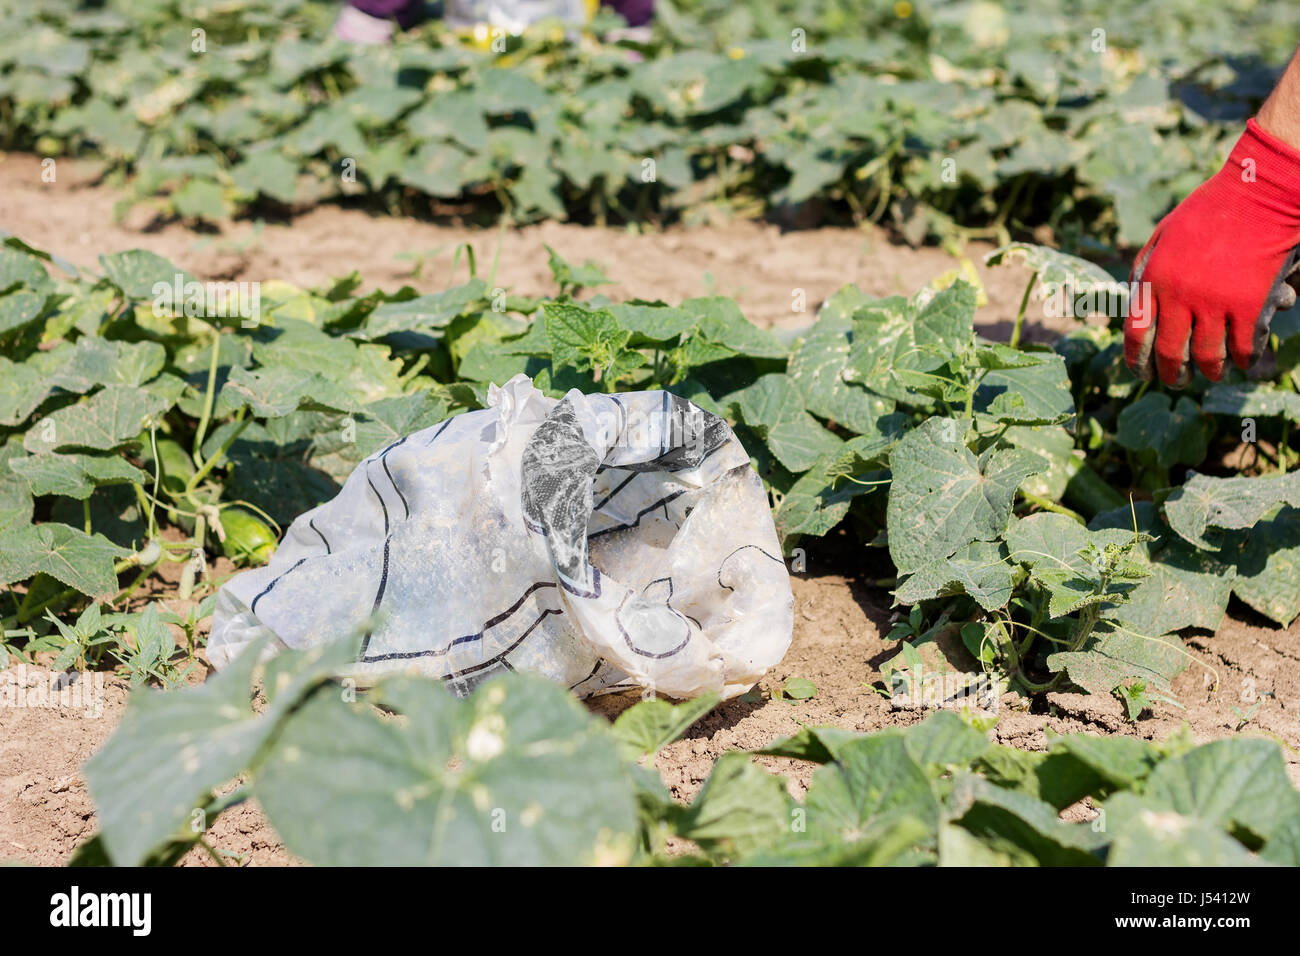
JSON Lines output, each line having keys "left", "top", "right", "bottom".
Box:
{"left": 208, "top": 374, "right": 793, "bottom": 700}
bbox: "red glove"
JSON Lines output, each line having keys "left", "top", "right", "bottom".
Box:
{"left": 1125, "top": 118, "right": 1300, "bottom": 386}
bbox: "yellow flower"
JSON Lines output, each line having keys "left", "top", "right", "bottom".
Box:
{"left": 727, "top": 46, "right": 745, "bottom": 59}
{"left": 895, "top": 1, "right": 913, "bottom": 18}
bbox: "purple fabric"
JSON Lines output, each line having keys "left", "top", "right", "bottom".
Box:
{"left": 348, "top": 0, "right": 423, "bottom": 29}
{"left": 602, "top": 0, "right": 655, "bottom": 28}
{"left": 348, "top": 0, "right": 655, "bottom": 29}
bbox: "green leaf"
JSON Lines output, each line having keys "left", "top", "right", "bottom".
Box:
{"left": 1261, "top": 809, "right": 1300, "bottom": 865}
{"left": 1045, "top": 733, "right": 1159, "bottom": 790}
{"left": 1090, "top": 503, "right": 1234, "bottom": 634}
{"left": 544, "top": 245, "right": 614, "bottom": 291}
{"left": 757, "top": 726, "right": 862, "bottom": 764}
{"left": 1004, "top": 425, "right": 1074, "bottom": 500}
{"left": 607, "top": 302, "right": 698, "bottom": 346}
{"left": 1124, "top": 738, "right": 1300, "bottom": 845}
{"left": 1226, "top": 507, "right": 1300, "bottom": 626}
{"left": 895, "top": 539, "right": 1014, "bottom": 611}
{"left": 611, "top": 693, "right": 719, "bottom": 760}
{"left": 0, "top": 356, "right": 50, "bottom": 426}
{"left": 82, "top": 635, "right": 361, "bottom": 865}
{"left": 1103, "top": 795, "right": 1264, "bottom": 866}
{"left": 364, "top": 279, "right": 487, "bottom": 337}
{"left": 1165, "top": 471, "right": 1300, "bottom": 549}
{"left": 901, "top": 711, "right": 992, "bottom": 774}
{"left": 724, "top": 373, "right": 842, "bottom": 473}
{"left": 23, "top": 384, "right": 167, "bottom": 453}
{"left": 37, "top": 336, "right": 168, "bottom": 393}
{"left": 773, "top": 429, "right": 901, "bottom": 544}
{"left": 0, "top": 441, "right": 33, "bottom": 531}
{"left": 786, "top": 320, "right": 898, "bottom": 435}
{"left": 1116, "top": 393, "right": 1211, "bottom": 468}
{"left": 800, "top": 735, "right": 942, "bottom": 847}
{"left": 171, "top": 177, "right": 228, "bottom": 220}
{"left": 220, "top": 364, "right": 359, "bottom": 418}
{"left": 1006, "top": 512, "right": 1139, "bottom": 618}
{"left": 0, "top": 522, "right": 128, "bottom": 598}
{"left": 680, "top": 296, "right": 787, "bottom": 360}
{"left": 1203, "top": 382, "right": 1300, "bottom": 425}
{"left": 98, "top": 249, "right": 195, "bottom": 300}
{"left": 543, "top": 301, "right": 645, "bottom": 385}
{"left": 1046, "top": 629, "right": 1188, "bottom": 699}
{"left": 9, "top": 451, "right": 147, "bottom": 500}
{"left": 974, "top": 352, "right": 1074, "bottom": 426}
{"left": 673, "top": 753, "right": 792, "bottom": 860}
{"left": 887, "top": 416, "right": 1044, "bottom": 574}
{"left": 255, "top": 673, "right": 637, "bottom": 866}
{"left": 782, "top": 677, "right": 817, "bottom": 700}
{"left": 231, "top": 149, "right": 300, "bottom": 204}
{"left": 984, "top": 243, "right": 1121, "bottom": 302}
{"left": 0, "top": 289, "right": 50, "bottom": 335}
{"left": 0, "top": 244, "right": 54, "bottom": 294}
{"left": 953, "top": 777, "right": 1106, "bottom": 865}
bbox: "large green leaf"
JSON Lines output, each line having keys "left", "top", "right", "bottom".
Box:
{"left": 364, "top": 280, "right": 487, "bottom": 338}
{"left": 1006, "top": 512, "right": 1138, "bottom": 618}
{"left": 952, "top": 776, "right": 1106, "bottom": 866}
{"left": 786, "top": 320, "right": 898, "bottom": 435}
{"left": 22, "top": 384, "right": 168, "bottom": 453}
{"left": 724, "top": 373, "right": 843, "bottom": 473}
{"left": 887, "top": 416, "right": 1045, "bottom": 574}
{"left": 83, "top": 636, "right": 361, "bottom": 865}
{"left": 9, "top": 451, "right": 147, "bottom": 500}
{"left": 1165, "top": 471, "right": 1300, "bottom": 549}
{"left": 1226, "top": 507, "right": 1300, "bottom": 626}
{"left": 0, "top": 356, "right": 50, "bottom": 426}
{"left": 1102, "top": 794, "right": 1263, "bottom": 866}
{"left": 1125, "top": 738, "right": 1300, "bottom": 845}
{"left": 774, "top": 429, "right": 902, "bottom": 543}
{"left": 1090, "top": 503, "right": 1234, "bottom": 634}
{"left": 1203, "top": 382, "right": 1300, "bottom": 425}
{"left": 254, "top": 674, "right": 638, "bottom": 866}
{"left": 98, "top": 249, "right": 195, "bottom": 300}
{"left": 974, "top": 352, "right": 1074, "bottom": 426}
{"left": 0, "top": 521, "right": 128, "bottom": 597}
{"left": 1046, "top": 629, "right": 1188, "bottom": 699}
{"left": 895, "top": 540, "right": 1014, "bottom": 611}
{"left": 38, "top": 336, "right": 168, "bottom": 393}
{"left": 220, "top": 364, "right": 360, "bottom": 418}
{"left": 1116, "top": 393, "right": 1211, "bottom": 468}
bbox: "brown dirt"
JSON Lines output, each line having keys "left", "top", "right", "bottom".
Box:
{"left": 0, "top": 151, "right": 1296, "bottom": 866}
{"left": 0, "top": 152, "right": 1064, "bottom": 339}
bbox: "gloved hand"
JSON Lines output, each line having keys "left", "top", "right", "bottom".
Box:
{"left": 1125, "top": 118, "right": 1300, "bottom": 386}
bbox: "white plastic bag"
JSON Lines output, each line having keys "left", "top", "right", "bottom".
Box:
{"left": 208, "top": 375, "right": 793, "bottom": 700}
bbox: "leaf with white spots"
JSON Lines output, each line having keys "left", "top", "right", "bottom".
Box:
{"left": 83, "top": 634, "right": 362, "bottom": 865}
{"left": 253, "top": 673, "right": 638, "bottom": 866}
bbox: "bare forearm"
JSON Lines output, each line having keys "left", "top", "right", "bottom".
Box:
{"left": 1257, "top": 46, "right": 1300, "bottom": 148}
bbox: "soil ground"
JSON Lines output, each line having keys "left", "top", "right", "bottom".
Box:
{"left": 1, "top": 152, "right": 1297, "bottom": 866}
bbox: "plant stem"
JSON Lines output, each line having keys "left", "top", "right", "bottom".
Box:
{"left": 192, "top": 328, "right": 222, "bottom": 471}
{"left": 185, "top": 416, "right": 251, "bottom": 497}
{"left": 1019, "top": 491, "right": 1085, "bottom": 524}
{"left": 1009, "top": 270, "right": 1038, "bottom": 350}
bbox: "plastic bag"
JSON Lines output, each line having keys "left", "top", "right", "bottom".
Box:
{"left": 208, "top": 375, "right": 793, "bottom": 700}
